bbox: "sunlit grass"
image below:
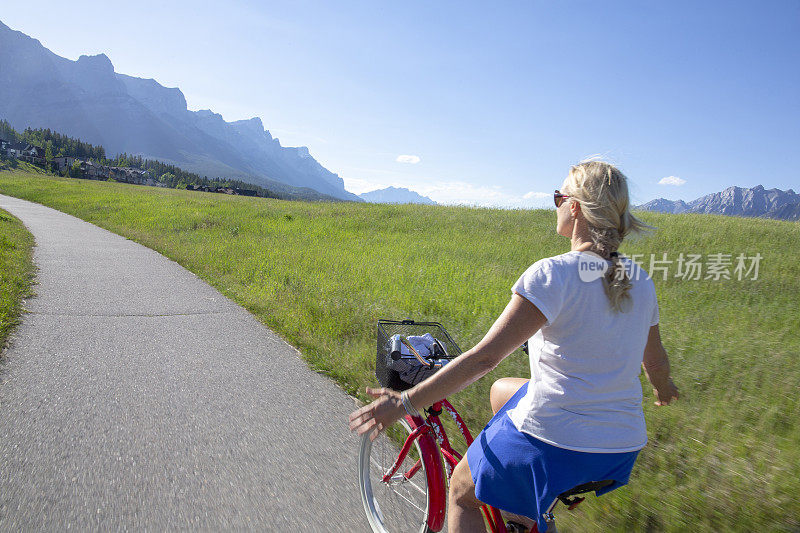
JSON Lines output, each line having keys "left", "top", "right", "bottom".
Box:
{"left": 0, "top": 168, "right": 798, "bottom": 531}
{"left": 0, "top": 206, "right": 35, "bottom": 351}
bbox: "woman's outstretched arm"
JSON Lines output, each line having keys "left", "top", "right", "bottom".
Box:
{"left": 642, "top": 324, "right": 679, "bottom": 406}
{"left": 407, "top": 294, "right": 545, "bottom": 411}
{"left": 349, "top": 294, "right": 546, "bottom": 440}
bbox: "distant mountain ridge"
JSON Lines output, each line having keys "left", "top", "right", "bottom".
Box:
{"left": 359, "top": 186, "right": 436, "bottom": 205}
{"left": 638, "top": 185, "right": 800, "bottom": 221}
{"left": 0, "top": 20, "right": 360, "bottom": 201}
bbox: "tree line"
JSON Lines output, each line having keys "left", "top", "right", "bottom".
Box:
{"left": 108, "top": 153, "right": 280, "bottom": 197}
{"left": 0, "top": 119, "right": 281, "bottom": 198}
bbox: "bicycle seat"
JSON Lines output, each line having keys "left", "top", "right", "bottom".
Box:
{"left": 556, "top": 480, "right": 614, "bottom": 510}
{"left": 559, "top": 479, "right": 614, "bottom": 498}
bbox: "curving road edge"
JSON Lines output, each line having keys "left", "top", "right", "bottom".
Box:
{"left": 0, "top": 194, "right": 368, "bottom": 531}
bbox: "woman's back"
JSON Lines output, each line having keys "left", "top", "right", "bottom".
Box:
{"left": 507, "top": 251, "right": 658, "bottom": 452}
{"left": 350, "top": 160, "right": 678, "bottom": 533}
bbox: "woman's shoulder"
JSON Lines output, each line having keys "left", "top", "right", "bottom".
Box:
{"left": 529, "top": 251, "right": 581, "bottom": 270}
{"left": 523, "top": 251, "right": 659, "bottom": 283}
{"left": 522, "top": 251, "right": 603, "bottom": 282}
{"left": 518, "top": 252, "right": 573, "bottom": 282}
{"left": 524, "top": 252, "right": 657, "bottom": 292}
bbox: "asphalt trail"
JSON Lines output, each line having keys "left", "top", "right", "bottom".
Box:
{"left": 0, "top": 194, "right": 369, "bottom": 531}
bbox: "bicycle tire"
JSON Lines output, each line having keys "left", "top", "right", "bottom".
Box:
{"left": 359, "top": 417, "right": 446, "bottom": 533}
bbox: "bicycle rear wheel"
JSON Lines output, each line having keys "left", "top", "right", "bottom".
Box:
{"left": 359, "top": 418, "right": 443, "bottom": 533}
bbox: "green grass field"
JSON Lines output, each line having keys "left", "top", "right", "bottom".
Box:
{"left": 0, "top": 205, "right": 35, "bottom": 351}
{"left": 1, "top": 168, "right": 798, "bottom": 532}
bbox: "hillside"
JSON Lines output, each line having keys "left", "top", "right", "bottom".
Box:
{"left": 1, "top": 167, "right": 798, "bottom": 532}
{"left": 0, "top": 20, "right": 360, "bottom": 202}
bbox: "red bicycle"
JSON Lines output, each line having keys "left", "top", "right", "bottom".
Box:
{"left": 358, "top": 319, "right": 613, "bottom": 533}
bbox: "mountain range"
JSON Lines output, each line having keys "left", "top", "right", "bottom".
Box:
{"left": 4, "top": 22, "right": 797, "bottom": 215}
{"left": 0, "top": 20, "right": 359, "bottom": 201}
{"left": 358, "top": 186, "right": 436, "bottom": 205}
{"left": 638, "top": 185, "right": 800, "bottom": 221}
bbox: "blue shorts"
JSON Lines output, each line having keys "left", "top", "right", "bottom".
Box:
{"left": 465, "top": 382, "right": 639, "bottom": 533}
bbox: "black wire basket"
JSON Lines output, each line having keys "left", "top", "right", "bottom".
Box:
{"left": 376, "top": 319, "right": 462, "bottom": 391}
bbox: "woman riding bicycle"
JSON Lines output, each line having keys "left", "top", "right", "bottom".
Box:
{"left": 350, "top": 160, "right": 679, "bottom": 533}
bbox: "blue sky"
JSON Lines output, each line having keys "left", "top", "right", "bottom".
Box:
{"left": 4, "top": 1, "right": 799, "bottom": 206}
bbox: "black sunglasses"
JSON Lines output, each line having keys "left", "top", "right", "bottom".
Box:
{"left": 554, "top": 190, "right": 571, "bottom": 208}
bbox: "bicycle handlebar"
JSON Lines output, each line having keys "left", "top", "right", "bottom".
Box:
{"left": 390, "top": 336, "right": 404, "bottom": 360}
{"left": 389, "top": 335, "right": 451, "bottom": 370}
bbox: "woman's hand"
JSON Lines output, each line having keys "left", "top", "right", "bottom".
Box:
{"left": 653, "top": 378, "right": 679, "bottom": 406}
{"left": 349, "top": 387, "right": 405, "bottom": 441}
{"left": 643, "top": 325, "right": 679, "bottom": 406}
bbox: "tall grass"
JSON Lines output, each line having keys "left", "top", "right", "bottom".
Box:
{"left": 1, "top": 169, "right": 798, "bottom": 531}
{"left": 0, "top": 206, "right": 35, "bottom": 350}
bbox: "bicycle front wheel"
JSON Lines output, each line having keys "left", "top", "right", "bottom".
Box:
{"left": 359, "top": 417, "right": 446, "bottom": 533}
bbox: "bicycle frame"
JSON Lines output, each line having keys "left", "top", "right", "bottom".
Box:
{"left": 382, "top": 400, "right": 535, "bottom": 533}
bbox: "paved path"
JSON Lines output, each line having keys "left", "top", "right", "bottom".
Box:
{"left": 0, "top": 194, "right": 368, "bottom": 531}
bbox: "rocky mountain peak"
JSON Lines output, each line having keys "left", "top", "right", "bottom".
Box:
{"left": 638, "top": 185, "right": 800, "bottom": 221}
{"left": 359, "top": 186, "right": 436, "bottom": 205}
{"left": 0, "top": 20, "right": 361, "bottom": 201}
{"left": 242, "top": 116, "right": 264, "bottom": 130}
{"left": 195, "top": 109, "right": 224, "bottom": 121}
{"left": 118, "top": 75, "right": 188, "bottom": 117}
{"left": 76, "top": 53, "right": 114, "bottom": 73}
{"left": 230, "top": 117, "right": 272, "bottom": 140}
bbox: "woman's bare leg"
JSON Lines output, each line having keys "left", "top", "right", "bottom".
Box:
{"left": 490, "top": 377, "right": 529, "bottom": 414}
{"left": 452, "top": 378, "right": 531, "bottom": 531}
{"left": 448, "top": 454, "right": 485, "bottom": 532}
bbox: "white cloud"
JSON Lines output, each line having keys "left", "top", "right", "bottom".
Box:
{"left": 658, "top": 176, "right": 686, "bottom": 186}
{"left": 396, "top": 155, "right": 421, "bottom": 164}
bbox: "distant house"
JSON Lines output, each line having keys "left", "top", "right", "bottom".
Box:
{"left": 188, "top": 184, "right": 259, "bottom": 196}
{"left": 53, "top": 156, "right": 77, "bottom": 173}
{"left": 5, "top": 142, "right": 44, "bottom": 165}
{"left": 15, "top": 143, "right": 28, "bottom": 157}
{"left": 83, "top": 160, "right": 104, "bottom": 178}
{"left": 29, "top": 145, "right": 46, "bottom": 165}
{"left": 5, "top": 142, "right": 26, "bottom": 158}
{"left": 107, "top": 166, "right": 151, "bottom": 185}
{"left": 107, "top": 166, "right": 125, "bottom": 181}
{"left": 235, "top": 187, "right": 258, "bottom": 197}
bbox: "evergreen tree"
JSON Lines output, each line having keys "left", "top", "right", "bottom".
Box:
{"left": 0, "top": 119, "right": 17, "bottom": 141}
{"left": 45, "top": 141, "right": 53, "bottom": 170}
{"left": 69, "top": 160, "right": 83, "bottom": 179}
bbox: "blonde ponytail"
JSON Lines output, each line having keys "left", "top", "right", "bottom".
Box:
{"left": 565, "top": 160, "right": 651, "bottom": 312}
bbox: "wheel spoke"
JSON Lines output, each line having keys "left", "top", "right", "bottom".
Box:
{"left": 372, "top": 458, "right": 427, "bottom": 496}
{"left": 400, "top": 477, "right": 427, "bottom": 496}
{"left": 385, "top": 487, "right": 426, "bottom": 514}
{"left": 359, "top": 418, "right": 432, "bottom": 533}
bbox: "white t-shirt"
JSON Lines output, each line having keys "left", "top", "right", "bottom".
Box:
{"left": 507, "top": 251, "right": 659, "bottom": 453}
